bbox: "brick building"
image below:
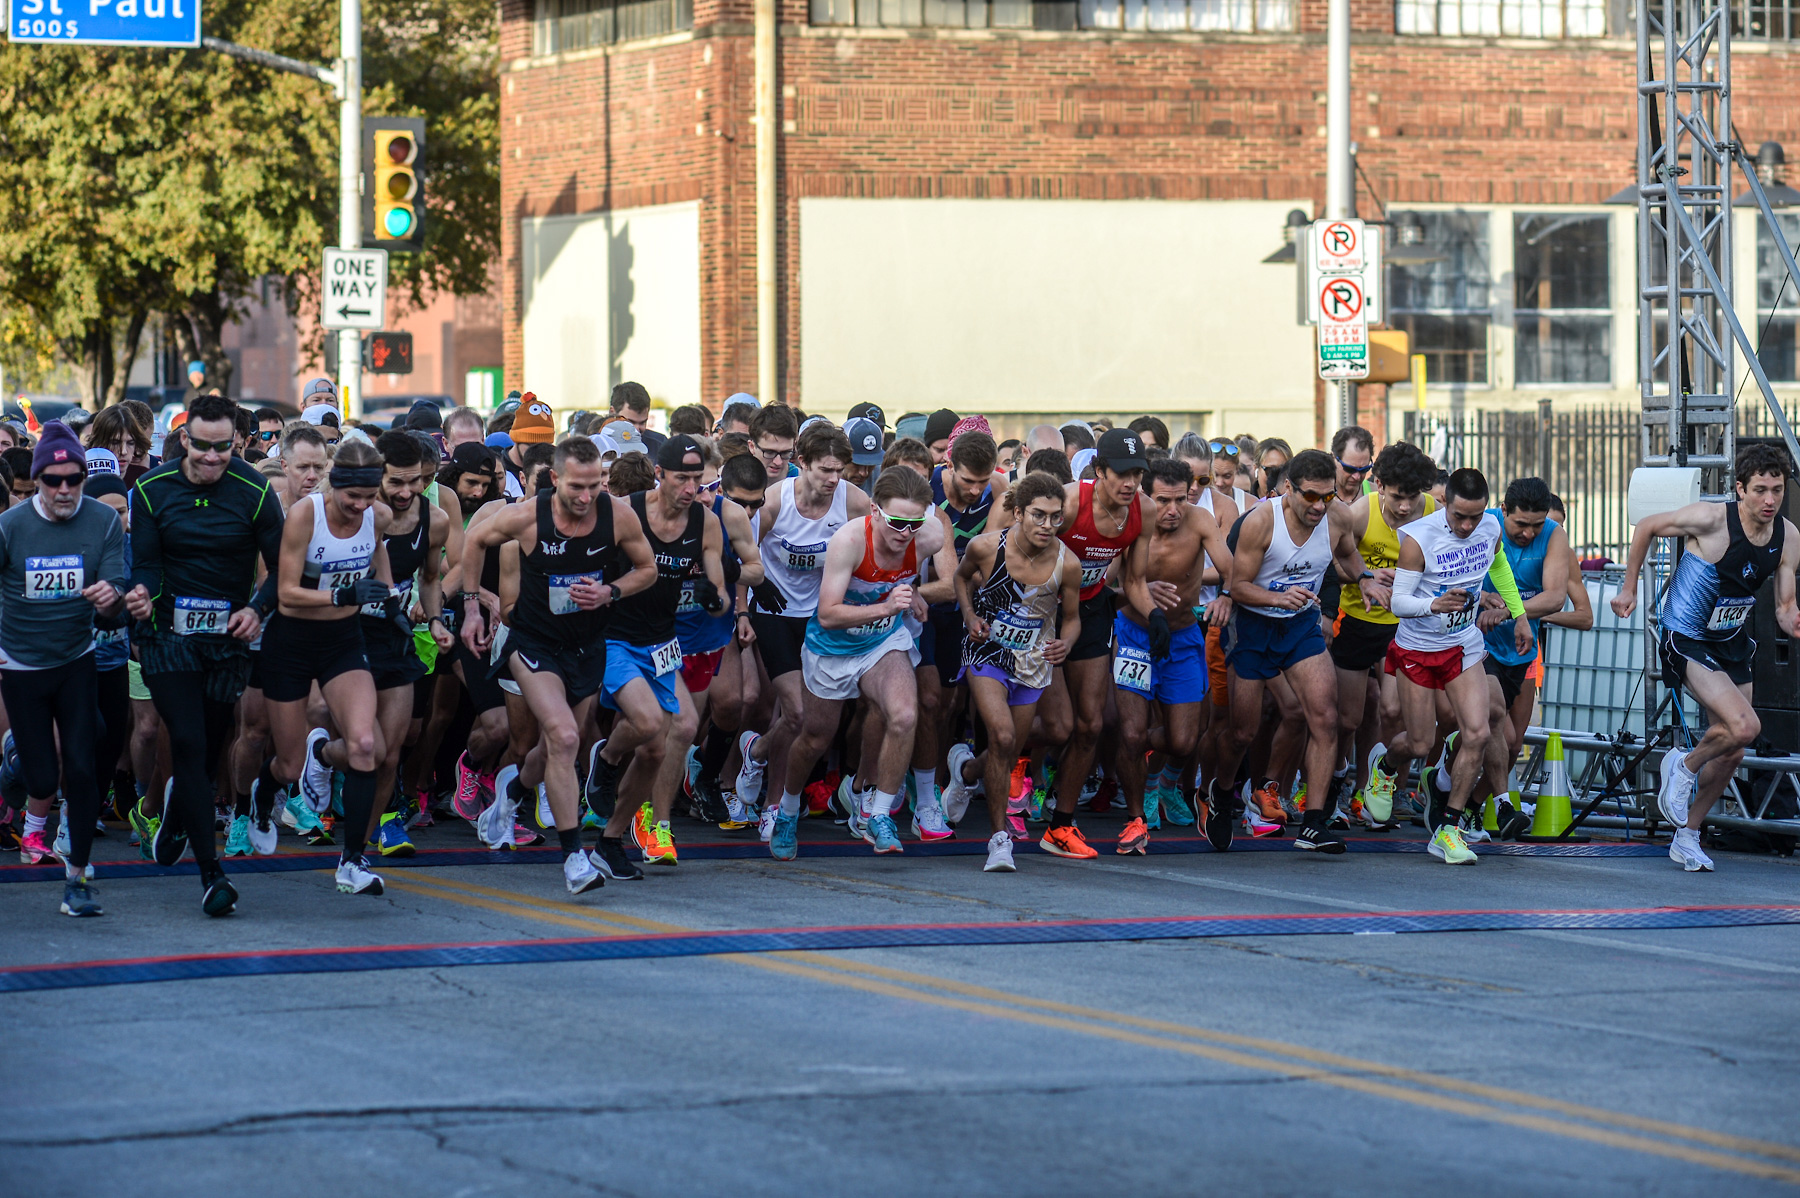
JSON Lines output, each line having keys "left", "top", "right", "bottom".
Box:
{"left": 498, "top": 0, "right": 1800, "bottom": 446}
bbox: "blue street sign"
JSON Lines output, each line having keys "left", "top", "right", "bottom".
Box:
{"left": 7, "top": 0, "right": 199, "bottom": 46}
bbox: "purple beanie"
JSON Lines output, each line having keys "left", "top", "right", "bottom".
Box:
{"left": 31, "top": 422, "right": 86, "bottom": 479}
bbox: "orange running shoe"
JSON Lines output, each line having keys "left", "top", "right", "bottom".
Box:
{"left": 1009, "top": 757, "right": 1032, "bottom": 805}
{"left": 1251, "top": 781, "right": 1287, "bottom": 824}
{"left": 631, "top": 801, "right": 656, "bottom": 854}
{"left": 802, "top": 774, "right": 836, "bottom": 819}
{"left": 1117, "top": 816, "right": 1149, "bottom": 856}
{"left": 1040, "top": 823, "right": 1099, "bottom": 859}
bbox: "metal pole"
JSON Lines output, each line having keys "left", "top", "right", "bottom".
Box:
{"left": 754, "top": 0, "right": 776, "bottom": 406}
{"left": 1325, "top": 0, "right": 1351, "bottom": 221}
{"left": 338, "top": 0, "right": 363, "bottom": 420}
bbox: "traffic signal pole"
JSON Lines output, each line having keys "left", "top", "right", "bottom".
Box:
{"left": 337, "top": 0, "right": 364, "bottom": 419}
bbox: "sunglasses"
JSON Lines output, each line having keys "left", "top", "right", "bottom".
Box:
{"left": 1335, "top": 456, "right": 1372, "bottom": 475}
{"left": 187, "top": 436, "right": 233, "bottom": 454}
{"left": 38, "top": 471, "right": 85, "bottom": 490}
{"left": 1209, "top": 442, "right": 1240, "bottom": 457}
{"left": 1192, "top": 474, "right": 1212, "bottom": 488}
{"left": 256, "top": 430, "right": 281, "bottom": 442}
{"left": 1296, "top": 488, "right": 1337, "bottom": 505}
{"left": 878, "top": 508, "right": 927, "bottom": 533}
{"left": 732, "top": 494, "right": 766, "bottom": 513}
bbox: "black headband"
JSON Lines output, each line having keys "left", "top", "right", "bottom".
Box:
{"left": 330, "top": 466, "right": 385, "bottom": 488}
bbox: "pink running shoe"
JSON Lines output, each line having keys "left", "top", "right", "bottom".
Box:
{"left": 452, "top": 752, "right": 485, "bottom": 823}
{"left": 19, "top": 829, "right": 56, "bottom": 864}
{"left": 511, "top": 821, "right": 544, "bottom": 847}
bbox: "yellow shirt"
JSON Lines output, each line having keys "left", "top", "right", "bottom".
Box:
{"left": 1338, "top": 494, "right": 1436, "bottom": 626}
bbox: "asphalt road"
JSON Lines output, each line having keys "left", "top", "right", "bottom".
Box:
{"left": 4, "top": 808, "right": 1798, "bottom": 1197}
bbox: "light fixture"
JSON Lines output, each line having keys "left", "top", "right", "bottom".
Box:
{"left": 1262, "top": 208, "right": 1312, "bottom": 264}
{"left": 1384, "top": 211, "right": 1446, "bottom": 266}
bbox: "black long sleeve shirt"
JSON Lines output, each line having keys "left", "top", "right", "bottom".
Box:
{"left": 129, "top": 457, "right": 285, "bottom": 635}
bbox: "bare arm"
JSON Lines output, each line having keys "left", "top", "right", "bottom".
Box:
{"left": 917, "top": 510, "right": 959, "bottom": 606}
{"left": 1612, "top": 501, "right": 1725, "bottom": 617}
{"left": 955, "top": 533, "right": 997, "bottom": 639}
{"left": 606, "top": 498, "right": 659, "bottom": 602}
{"left": 1778, "top": 519, "right": 1800, "bottom": 637}
{"left": 1546, "top": 542, "right": 1594, "bottom": 631}
{"left": 1120, "top": 523, "right": 1156, "bottom": 621}
{"left": 1525, "top": 526, "right": 1571, "bottom": 620}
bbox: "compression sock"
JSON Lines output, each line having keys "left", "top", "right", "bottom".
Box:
{"left": 339, "top": 768, "right": 377, "bottom": 859}
{"left": 234, "top": 789, "right": 252, "bottom": 819}
{"left": 1050, "top": 808, "right": 1075, "bottom": 829}
{"left": 700, "top": 726, "right": 734, "bottom": 785}
{"left": 254, "top": 760, "right": 283, "bottom": 822}
{"left": 779, "top": 788, "right": 803, "bottom": 818}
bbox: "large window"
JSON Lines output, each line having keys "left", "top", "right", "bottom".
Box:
{"left": 1396, "top": 0, "right": 1605, "bottom": 36}
{"left": 1390, "top": 210, "right": 1492, "bottom": 386}
{"left": 533, "top": 0, "right": 691, "bottom": 53}
{"left": 810, "top": 0, "right": 1294, "bottom": 29}
{"left": 1758, "top": 214, "right": 1800, "bottom": 382}
{"left": 1733, "top": 0, "right": 1800, "bottom": 38}
{"left": 1514, "top": 213, "right": 1612, "bottom": 385}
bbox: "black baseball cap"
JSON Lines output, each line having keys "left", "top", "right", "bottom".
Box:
{"left": 1096, "top": 428, "right": 1149, "bottom": 473}
{"left": 657, "top": 433, "right": 706, "bottom": 472}
{"left": 847, "top": 402, "right": 887, "bottom": 429}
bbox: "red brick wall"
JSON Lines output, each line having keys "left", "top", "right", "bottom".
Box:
{"left": 499, "top": 0, "right": 1800, "bottom": 408}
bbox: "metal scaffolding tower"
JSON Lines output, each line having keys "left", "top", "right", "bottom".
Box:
{"left": 1637, "top": 0, "right": 1800, "bottom": 492}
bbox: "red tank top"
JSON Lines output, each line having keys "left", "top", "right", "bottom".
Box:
{"left": 857, "top": 516, "right": 918, "bottom": 583}
{"left": 1060, "top": 479, "right": 1141, "bottom": 602}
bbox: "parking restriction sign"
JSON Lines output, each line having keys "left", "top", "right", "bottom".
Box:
{"left": 1317, "top": 275, "right": 1369, "bottom": 381}
{"left": 1313, "top": 218, "right": 1365, "bottom": 274}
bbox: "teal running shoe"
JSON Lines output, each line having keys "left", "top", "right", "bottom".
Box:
{"left": 1144, "top": 785, "right": 1162, "bottom": 830}
{"left": 864, "top": 813, "right": 903, "bottom": 854}
{"left": 224, "top": 815, "right": 253, "bottom": 857}
{"left": 281, "top": 794, "right": 332, "bottom": 844}
{"left": 1162, "top": 784, "right": 1196, "bottom": 827}
{"left": 770, "top": 811, "right": 799, "bottom": 861}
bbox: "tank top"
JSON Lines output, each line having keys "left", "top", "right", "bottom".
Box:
{"left": 803, "top": 518, "right": 919, "bottom": 657}
{"left": 609, "top": 491, "right": 705, "bottom": 648}
{"left": 1482, "top": 510, "right": 1556, "bottom": 665}
{"left": 362, "top": 499, "right": 430, "bottom": 624}
{"left": 1061, "top": 479, "right": 1142, "bottom": 602}
{"left": 962, "top": 537, "right": 1066, "bottom": 691}
{"left": 1340, "top": 494, "right": 1436, "bottom": 626}
{"left": 1244, "top": 495, "right": 1334, "bottom": 619}
{"left": 299, "top": 492, "right": 377, "bottom": 593}
{"left": 1660, "top": 501, "right": 1786, "bottom": 642}
{"left": 929, "top": 465, "right": 996, "bottom": 613}
{"left": 759, "top": 476, "right": 850, "bottom": 617}
{"left": 675, "top": 495, "right": 737, "bottom": 656}
{"left": 511, "top": 490, "right": 618, "bottom": 648}
{"left": 1393, "top": 508, "right": 1503, "bottom": 654}
{"left": 1195, "top": 488, "right": 1222, "bottom": 606}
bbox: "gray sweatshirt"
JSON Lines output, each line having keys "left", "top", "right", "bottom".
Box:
{"left": 0, "top": 496, "right": 127, "bottom": 670}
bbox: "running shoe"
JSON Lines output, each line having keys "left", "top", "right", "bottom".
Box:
{"left": 1362, "top": 746, "right": 1396, "bottom": 823}
{"left": 1658, "top": 747, "right": 1695, "bottom": 829}
{"left": 248, "top": 777, "right": 281, "bottom": 855}
{"left": 1200, "top": 788, "right": 1234, "bottom": 852}
{"left": 1458, "top": 807, "right": 1491, "bottom": 844}
{"left": 587, "top": 742, "right": 622, "bottom": 821}
{"left": 19, "top": 829, "right": 56, "bottom": 865}
{"left": 151, "top": 793, "right": 189, "bottom": 867}
{"left": 1040, "top": 823, "right": 1098, "bottom": 859}
{"left": 1005, "top": 811, "right": 1028, "bottom": 841}
{"left": 1250, "top": 780, "right": 1287, "bottom": 825}
{"left": 911, "top": 788, "right": 954, "bottom": 841}
{"left": 224, "top": 815, "right": 253, "bottom": 858}
{"left": 1117, "top": 816, "right": 1149, "bottom": 856}
{"left": 535, "top": 782, "right": 554, "bottom": 831}
{"left": 1008, "top": 757, "right": 1032, "bottom": 809}
{"left": 769, "top": 811, "right": 799, "bottom": 861}
{"left": 201, "top": 867, "right": 238, "bottom": 916}
{"left": 643, "top": 817, "right": 679, "bottom": 866}
{"left": 983, "top": 829, "right": 1016, "bottom": 872}
{"left": 1427, "top": 824, "right": 1478, "bottom": 865}
{"left": 865, "top": 813, "right": 903, "bottom": 854}
{"left": 1161, "top": 784, "right": 1196, "bottom": 827}
{"left": 591, "top": 838, "right": 644, "bottom": 880}
{"left": 1670, "top": 827, "right": 1713, "bottom": 872}
{"left": 695, "top": 774, "right": 732, "bottom": 826}
{"left": 511, "top": 822, "right": 544, "bottom": 847}
{"left": 300, "top": 727, "right": 333, "bottom": 813}
{"left": 581, "top": 803, "right": 603, "bottom": 831}
{"left": 1243, "top": 806, "right": 1285, "bottom": 838}
{"left": 452, "top": 751, "right": 486, "bottom": 823}
{"left": 335, "top": 854, "right": 386, "bottom": 894}
{"left": 1493, "top": 798, "right": 1531, "bottom": 841}
{"left": 631, "top": 801, "right": 656, "bottom": 854}
{"left": 942, "top": 743, "right": 977, "bottom": 824}
{"left": 1294, "top": 817, "right": 1347, "bottom": 854}
{"left": 1089, "top": 776, "right": 1119, "bottom": 813}
{"left": 53, "top": 815, "right": 73, "bottom": 863}
{"left": 1424, "top": 768, "right": 1451, "bottom": 834}
{"left": 376, "top": 812, "right": 416, "bottom": 857}
{"left": 758, "top": 802, "right": 778, "bottom": 843}
{"left": 564, "top": 850, "right": 605, "bottom": 895}
{"left": 721, "top": 791, "right": 754, "bottom": 831}
{"left": 681, "top": 745, "right": 703, "bottom": 803}
{"left": 479, "top": 766, "right": 521, "bottom": 849}
{"left": 1079, "top": 771, "right": 1103, "bottom": 807}
{"left": 281, "top": 794, "right": 332, "bottom": 844}
{"left": 408, "top": 793, "right": 435, "bottom": 829}
{"left": 1143, "top": 784, "right": 1162, "bottom": 830}
{"left": 60, "top": 877, "right": 102, "bottom": 917}
{"left": 832, "top": 774, "right": 866, "bottom": 838}
{"left": 1027, "top": 782, "right": 1049, "bottom": 823}
{"left": 129, "top": 798, "right": 160, "bottom": 862}
{"left": 733, "top": 730, "right": 766, "bottom": 808}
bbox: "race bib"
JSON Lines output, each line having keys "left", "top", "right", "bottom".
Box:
{"left": 23, "top": 555, "right": 82, "bottom": 600}
{"left": 1113, "top": 647, "right": 1152, "bottom": 693}
{"left": 360, "top": 580, "right": 404, "bottom": 618}
{"left": 1707, "top": 596, "right": 1755, "bottom": 633}
{"left": 547, "top": 574, "right": 589, "bottom": 616}
{"left": 1441, "top": 591, "right": 1478, "bottom": 632}
{"left": 650, "top": 638, "right": 681, "bottom": 677}
{"left": 319, "top": 558, "right": 369, "bottom": 593}
{"left": 783, "top": 539, "right": 826, "bottom": 573}
{"left": 676, "top": 581, "right": 699, "bottom": 614}
{"left": 174, "top": 596, "right": 231, "bottom": 636}
{"left": 991, "top": 608, "right": 1043, "bottom": 653}
{"left": 1080, "top": 559, "right": 1110, "bottom": 588}
{"left": 92, "top": 626, "right": 127, "bottom": 649}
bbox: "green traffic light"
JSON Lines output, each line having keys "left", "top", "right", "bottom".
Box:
{"left": 383, "top": 207, "right": 414, "bottom": 238}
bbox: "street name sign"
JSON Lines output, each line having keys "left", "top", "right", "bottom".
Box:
{"left": 321, "top": 247, "right": 388, "bottom": 332}
{"left": 7, "top": 0, "right": 199, "bottom": 46}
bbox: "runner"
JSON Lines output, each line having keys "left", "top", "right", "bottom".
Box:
{"left": 461, "top": 435, "right": 657, "bottom": 892}
{"left": 123, "top": 394, "right": 285, "bottom": 917}
{"left": 1612, "top": 443, "right": 1800, "bottom": 872}
{"left": 588, "top": 434, "right": 727, "bottom": 866}
{"left": 767, "top": 467, "right": 943, "bottom": 860}
{"left": 1384, "top": 468, "right": 1531, "bottom": 865}
{"left": 0, "top": 423, "right": 127, "bottom": 915}
{"left": 1113, "top": 456, "right": 1234, "bottom": 853}
{"left": 1212, "top": 449, "right": 1375, "bottom": 854}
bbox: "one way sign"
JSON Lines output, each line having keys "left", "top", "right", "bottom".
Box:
{"left": 321, "top": 247, "right": 388, "bottom": 331}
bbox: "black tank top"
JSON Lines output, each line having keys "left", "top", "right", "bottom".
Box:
{"left": 1716, "top": 501, "right": 1785, "bottom": 598}
{"left": 511, "top": 490, "right": 617, "bottom": 648}
{"left": 607, "top": 490, "right": 705, "bottom": 647}
{"left": 362, "top": 500, "right": 431, "bottom": 632}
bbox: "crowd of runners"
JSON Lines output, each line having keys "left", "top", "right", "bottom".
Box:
{"left": 3, "top": 381, "right": 1791, "bottom": 918}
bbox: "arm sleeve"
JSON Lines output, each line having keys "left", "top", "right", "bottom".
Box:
{"left": 128, "top": 483, "right": 163, "bottom": 599}
{"left": 1485, "top": 547, "right": 1528, "bottom": 619}
{"left": 1388, "top": 567, "right": 1434, "bottom": 618}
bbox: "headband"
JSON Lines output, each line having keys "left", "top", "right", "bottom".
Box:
{"left": 330, "top": 466, "right": 385, "bottom": 488}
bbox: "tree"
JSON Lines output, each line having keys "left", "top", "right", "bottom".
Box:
{"left": 0, "top": 0, "right": 498, "bottom": 405}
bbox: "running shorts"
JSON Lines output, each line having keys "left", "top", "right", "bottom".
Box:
{"left": 1660, "top": 627, "right": 1755, "bottom": 691}
{"left": 680, "top": 647, "right": 725, "bottom": 694}
{"left": 600, "top": 638, "right": 683, "bottom": 714}
{"left": 1386, "top": 642, "right": 1467, "bottom": 690}
{"left": 800, "top": 626, "right": 918, "bottom": 702}
{"left": 1112, "top": 613, "right": 1208, "bottom": 705}
{"left": 962, "top": 661, "right": 1045, "bottom": 707}
{"left": 1207, "top": 621, "right": 1229, "bottom": 708}
{"left": 364, "top": 621, "right": 427, "bottom": 692}
{"left": 1484, "top": 656, "right": 1532, "bottom": 708}
{"left": 258, "top": 614, "right": 369, "bottom": 704}
{"left": 1068, "top": 591, "right": 1116, "bottom": 663}
{"left": 1328, "top": 612, "right": 1398, "bottom": 673}
{"left": 503, "top": 627, "right": 607, "bottom": 703}
{"left": 1227, "top": 608, "right": 1326, "bottom": 682}
{"left": 749, "top": 611, "right": 809, "bottom": 680}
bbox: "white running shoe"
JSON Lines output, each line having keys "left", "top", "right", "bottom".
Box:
{"left": 536, "top": 782, "right": 553, "bottom": 830}
{"left": 335, "top": 855, "right": 384, "bottom": 895}
{"left": 51, "top": 820, "right": 96, "bottom": 878}
{"left": 724, "top": 792, "right": 754, "bottom": 826}
{"left": 983, "top": 829, "right": 1016, "bottom": 872}
{"left": 757, "top": 802, "right": 778, "bottom": 843}
{"left": 480, "top": 766, "right": 522, "bottom": 849}
{"left": 300, "top": 727, "right": 333, "bottom": 813}
{"left": 1670, "top": 827, "right": 1714, "bottom": 872}
{"left": 247, "top": 811, "right": 278, "bottom": 856}
{"left": 838, "top": 774, "right": 870, "bottom": 839}
{"left": 1658, "top": 748, "right": 1695, "bottom": 829}
{"left": 734, "top": 730, "right": 766, "bottom": 806}
{"left": 943, "top": 743, "right": 977, "bottom": 824}
{"left": 564, "top": 850, "right": 605, "bottom": 894}
{"left": 911, "top": 789, "right": 954, "bottom": 841}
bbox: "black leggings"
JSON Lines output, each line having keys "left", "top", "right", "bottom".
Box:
{"left": 96, "top": 666, "right": 129, "bottom": 810}
{"left": 0, "top": 657, "right": 101, "bottom": 870}
{"left": 144, "top": 670, "right": 238, "bottom": 868}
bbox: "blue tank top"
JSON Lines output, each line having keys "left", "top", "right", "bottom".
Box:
{"left": 1660, "top": 501, "right": 1785, "bottom": 642}
{"left": 674, "top": 495, "right": 736, "bottom": 656}
{"left": 1483, "top": 509, "right": 1556, "bottom": 666}
{"left": 928, "top": 464, "right": 994, "bottom": 613}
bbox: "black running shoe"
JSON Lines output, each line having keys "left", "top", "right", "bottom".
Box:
{"left": 1203, "top": 785, "right": 1234, "bottom": 852}
{"left": 586, "top": 741, "right": 620, "bottom": 822}
{"left": 591, "top": 837, "right": 643, "bottom": 881}
{"left": 152, "top": 807, "right": 190, "bottom": 868}
{"left": 1494, "top": 798, "right": 1531, "bottom": 841}
{"left": 1425, "top": 768, "right": 1451, "bottom": 833}
{"left": 695, "top": 774, "right": 730, "bottom": 825}
{"left": 1295, "top": 813, "right": 1347, "bottom": 854}
{"left": 200, "top": 866, "right": 238, "bottom": 917}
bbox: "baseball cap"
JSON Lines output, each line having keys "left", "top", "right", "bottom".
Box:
{"left": 510, "top": 393, "right": 555, "bottom": 444}
{"left": 1070, "top": 448, "right": 1097, "bottom": 480}
{"left": 1096, "top": 427, "right": 1149, "bottom": 473}
{"left": 484, "top": 431, "right": 514, "bottom": 450}
{"left": 301, "top": 377, "right": 338, "bottom": 407}
{"left": 406, "top": 399, "right": 443, "bottom": 430}
{"left": 302, "top": 405, "right": 340, "bottom": 428}
{"left": 721, "top": 392, "right": 759, "bottom": 418}
{"left": 847, "top": 402, "right": 887, "bottom": 429}
{"left": 84, "top": 447, "right": 120, "bottom": 476}
{"left": 601, "top": 420, "right": 648, "bottom": 455}
{"left": 844, "top": 417, "right": 884, "bottom": 466}
{"left": 657, "top": 433, "right": 706, "bottom": 472}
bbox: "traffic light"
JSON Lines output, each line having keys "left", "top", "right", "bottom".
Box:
{"left": 363, "top": 116, "right": 426, "bottom": 252}
{"left": 366, "top": 331, "right": 414, "bottom": 374}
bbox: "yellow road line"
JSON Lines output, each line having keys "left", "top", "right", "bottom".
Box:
{"left": 391, "top": 869, "right": 1800, "bottom": 1184}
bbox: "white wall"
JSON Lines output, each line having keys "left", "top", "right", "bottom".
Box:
{"left": 799, "top": 198, "right": 1318, "bottom": 444}
{"left": 521, "top": 200, "right": 700, "bottom": 411}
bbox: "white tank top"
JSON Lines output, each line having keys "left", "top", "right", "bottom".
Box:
{"left": 759, "top": 476, "right": 850, "bottom": 617}
{"left": 1195, "top": 489, "right": 1221, "bottom": 606}
{"left": 1245, "top": 495, "right": 1333, "bottom": 619}
{"left": 299, "top": 492, "right": 378, "bottom": 592}
{"left": 1393, "top": 509, "right": 1503, "bottom": 654}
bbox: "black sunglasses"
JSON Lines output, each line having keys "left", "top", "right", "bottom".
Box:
{"left": 187, "top": 436, "right": 234, "bottom": 454}
{"left": 732, "top": 494, "right": 766, "bottom": 513}
{"left": 38, "top": 470, "right": 85, "bottom": 490}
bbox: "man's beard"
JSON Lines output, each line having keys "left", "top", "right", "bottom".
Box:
{"left": 459, "top": 491, "right": 488, "bottom": 518}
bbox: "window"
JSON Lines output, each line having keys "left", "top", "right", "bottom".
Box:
{"left": 1390, "top": 210, "right": 1492, "bottom": 385}
{"left": 533, "top": 0, "right": 692, "bottom": 54}
{"left": 1514, "top": 213, "right": 1612, "bottom": 385}
{"left": 1733, "top": 0, "right": 1800, "bottom": 38}
{"left": 1396, "top": 0, "right": 1605, "bottom": 36}
{"left": 810, "top": 0, "right": 1293, "bottom": 29}
{"left": 1757, "top": 214, "right": 1800, "bottom": 382}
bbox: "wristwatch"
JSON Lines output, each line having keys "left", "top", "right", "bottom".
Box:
{"left": 606, "top": 583, "right": 621, "bottom": 603}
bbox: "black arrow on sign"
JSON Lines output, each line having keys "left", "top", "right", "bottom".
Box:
{"left": 336, "top": 305, "right": 371, "bottom": 320}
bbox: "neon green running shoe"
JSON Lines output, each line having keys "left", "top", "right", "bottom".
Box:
{"left": 1428, "top": 823, "right": 1478, "bottom": 865}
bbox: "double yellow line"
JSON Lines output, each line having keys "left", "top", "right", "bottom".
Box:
{"left": 386, "top": 872, "right": 1800, "bottom": 1186}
